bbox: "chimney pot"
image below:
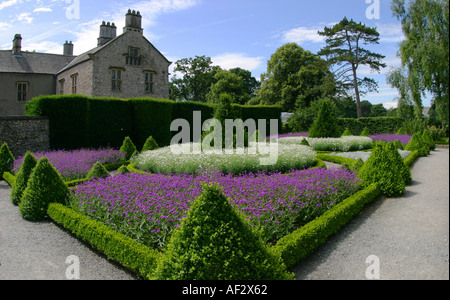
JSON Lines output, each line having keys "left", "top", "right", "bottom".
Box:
{"left": 12, "top": 34, "right": 22, "bottom": 56}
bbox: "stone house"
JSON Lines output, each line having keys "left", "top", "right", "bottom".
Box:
{"left": 0, "top": 9, "right": 171, "bottom": 116}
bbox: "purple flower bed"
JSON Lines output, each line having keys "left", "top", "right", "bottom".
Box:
{"left": 369, "top": 134, "right": 412, "bottom": 145}
{"left": 68, "top": 168, "right": 361, "bottom": 249}
{"left": 13, "top": 148, "right": 126, "bottom": 181}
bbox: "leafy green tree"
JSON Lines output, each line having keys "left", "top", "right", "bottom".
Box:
{"left": 370, "top": 104, "right": 388, "bottom": 117}
{"left": 256, "top": 43, "right": 332, "bottom": 112}
{"left": 318, "top": 18, "right": 387, "bottom": 118}
{"left": 392, "top": 0, "right": 449, "bottom": 128}
{"left": 170, "top": 56, "right": 221, "bottom": 102}
{"left": 206, "top": 70, "right": 251, "bottom": 105}
{"left": 308, "top": 98, "right": 342, "bottom": 138}
{"left": 229, "top": 67, "right": 261, "bottom": 98}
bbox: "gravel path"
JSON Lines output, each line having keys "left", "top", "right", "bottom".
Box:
{"left": 0, "top": 182, "right": 136, "bottom": 280}
{"left": 293, "top": 148, "right": 449, "bottom": 280}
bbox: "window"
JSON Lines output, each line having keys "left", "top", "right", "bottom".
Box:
{"left": 145, "top": 71, "right": 155, "bottom": 93}
{"left": 71, "top": 74, "right": 78, "bottom": 94}
{"left": 59, "top": 79, "right": 65, "bottom": 95}
{"left": 17, "top": 82, "right": 28, "bottom": 101}
{"left": 126, "top": 47, "right": 142, "bottom": 66}
{"left": 111, "top": 68, "right": 122, "bottom": 91}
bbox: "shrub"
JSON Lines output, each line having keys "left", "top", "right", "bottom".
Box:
{"left": 342, "top": 128, "right": 353, "bottom": 136}
{"left": 120, "top": 137, "right": 137, "bottom": 160}
{"left": 309, "top": 99, "right": 342, "bottom": 138}
{"left": 404, "top": 133, "right": 429, "bottom": 157}
{"left": 385, "top": 142, "right": 412, "bottom": 185}
{"left": 300, "top": 138, "right": 310, "bottom": 146}
{"left": 0, "top": 143, "right": 15, "bottom": 180}
{"left": 19, "top": 158, "right": 70, "bottom": 221}
{"left": 360, "top": 127, "right": 370, "bottom": 136}
{"left": 116, "top": 165, "right": 130, "bottom": 175}
{"left": 11, "top": 152, "right": 37, "bottom": 206}
{"left": 358, "top": 143, "right": 406, "bottom": 197}
{"left": 87, "top": 162, "right": 109, "bottom": 179}
{"left": 422, "top": 129, "right": 436, "bottom": 151}
{"left": 141, "top": 136, "right": 159, "bottom": 152}
{"left": 153, "top": 183, "right": 294, "bottom": 280}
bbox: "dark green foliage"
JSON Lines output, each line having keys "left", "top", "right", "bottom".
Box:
{"left": 393, "top": 139, "right": 404, "bottom": 150}
{"left": 338, "top": 117, "right": 402, "bottom": 136}
{"left": 358, "top": 144, "right": 406, "bottom": 197}
{"left": 360, "top": 127, "right": 370, "bottom": 136}
{"left": 352, "top": 158, "right": 365, "bottom": 172}
{"left": 141, "top": 136, "right": 159, "bottom": 152}
{"left": 87, "top": 162, "right": 109, "bottom": 179}
{"left": 309, "top": 99, "right": 342, "bottom": 138}
{"left": 116, "top": 165, "right": 130, "bottom": 175}
{"left": 0, "top": 143, "right": 15, "bottom": 180}
{"left": 396, "top": 127, "right": 407, "bottom": 135}
{"left": 422, "top": 129, "right": 436, "bottom": 150}
{"left": 154, "top": 183, "right": 294, "bottom": 280}
{"left": 404, "top": 133, "right": 430, "bottom": 156}
{"left": 300, "top": 138, "right": 310, "bottom": 146}
{"left": 120, "top": 137, "right": 137, "bottom": 160}
{"left": 11, "top": 152, "right": 37, "bottom": 206}
{"left": 342, "top": 128, "right": 353, "bottom": 136}
{"left": 19, "top": 158, "right": 69, "bottom": 221}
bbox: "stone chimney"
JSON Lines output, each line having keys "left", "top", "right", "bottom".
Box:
{"left": 123, "top": 9, "right": 143, "bottom": 34}
{"left": 12, "top": 34, "right": 22, "bottom": 56}
{"left": 63, "top": 41, "right": 74, "bottom": 55}
{"left": 98, "top": 21, "right": 117, "bottom": 46}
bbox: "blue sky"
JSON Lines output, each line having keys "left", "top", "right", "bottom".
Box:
{"left": 0, "top": 0, "right": 432, "bottom": 108}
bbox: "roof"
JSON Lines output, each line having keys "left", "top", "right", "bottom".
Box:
{"left": 0, "top": 50, "right": 75, "bottom": 75}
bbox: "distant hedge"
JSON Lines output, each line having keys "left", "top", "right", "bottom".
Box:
{"left": 338, "top": 117, "right": 403, "bottom": 136}
{"left": 26, "top": 95, "right": 282, "bottom": 150}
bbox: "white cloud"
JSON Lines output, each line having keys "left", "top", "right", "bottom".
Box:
{"left": 22, "top": 40, "right": 62, "bottom": 54}
{"left": 17, "top": 12, "right": 33, "bottom": 24}
{"left": 33, "top": 7, "right": 53, "bottom": 13}
{"left": 383, "top": 102, "right": 398, "bottom": 109}
{"left": 0, "top": 21, "right": 12, "bottom": 30}
{"left": 282, "top": 26, "right": 325, "bottom": 44}
{"left": 0, "top": 0, "right": 19, "bottom": 10}
{"left": 212, "top": 53, "right": 264, "bottom": 71}
{"left": 376, "top": 23, "right": 404, "bottom": 44}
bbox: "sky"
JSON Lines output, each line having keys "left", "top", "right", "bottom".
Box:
{"left": 0, "top": 0, "right": 433, "bottom": 109}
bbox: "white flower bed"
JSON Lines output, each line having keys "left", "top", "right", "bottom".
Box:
{"left": 132, "top": 143, "right": 317, "bottom": 174}
{"left": 279, "top": 136, "right": 373, "bottom": 152}
{"left": 329, "top": 149, "right": 412, "bottom": 162}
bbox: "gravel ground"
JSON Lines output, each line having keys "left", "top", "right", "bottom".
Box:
{"left": 293, "top": 149, "right": 449, "bottom": 280}
{"left": 1, "top": 149, "right": 448, "bottom": 280}
{"left": 0, "top": 183, "right": 136, "bottom": 280}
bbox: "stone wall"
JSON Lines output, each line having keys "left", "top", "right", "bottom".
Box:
{"left": 0, "top": 116, "right": 49, "bottom": 157}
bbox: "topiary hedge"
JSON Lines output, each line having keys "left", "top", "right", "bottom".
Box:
{"left": 11, "top": 151, "right": 37, "bottom": 206}
{"left": 338, "top": 117, "right": 402, "bottom": 136}
{"left": 153, "top": 183, "right": 294, "bottom": 280}
{"left": 0, "top": 143, "right": 15, "bottom": 180}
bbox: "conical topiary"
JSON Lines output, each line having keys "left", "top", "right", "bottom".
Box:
{"left": 385, "top": 142, "right": 412, "bottom": 185}
{"left": 0, "top": 143, "right": 15, "bottom": 180}
{"left": 87, "top": 162, "right": 109, "bottom": 179}
{"left": 404, "top": 133, "right": 429, "bottom": 157}
{"left": 360, "top": 127, "right": 370, "bottom": 137}
{"left": 300, "top": 138, "right": 310, "bottom": 146}
{"left": 120, "top": 136, "right": 137, "bottom": 160}
{"left": 116, "top": 165, "right": 130, "bottom": 175}
{"left": 358, "top": 143, "right": 406, "bottom": 198}
{"left": 422, "top": 129, "right": 436, "bottom": 151}
{"left": 141, "top": 136, "right": 159, "bottom": 152}
{"left": 153, "top": 183, "right": 294, "bottom": 280}
{"left": 11, "top": 152, "right": 38, "bottom": 206}
{"left": 19, "top": 157, "right": 70, "bottom": 221}
{"left": 308, "top": 99, "right": 341, "bottom": 138}
{"left": 342, "top": 128, "right": 353, "bottom": 136}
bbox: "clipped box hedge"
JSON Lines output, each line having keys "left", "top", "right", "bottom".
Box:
{"left": 47, "top": 203, "right": 161, "bottom": 279}
{"left": 338, "top": 117, "right": 403, "bottom": 136}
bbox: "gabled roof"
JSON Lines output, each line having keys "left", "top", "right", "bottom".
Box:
{"left": 0, "top": 50, "right": 75, "bottom": 75}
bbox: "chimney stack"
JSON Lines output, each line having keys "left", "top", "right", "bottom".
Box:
{"left": 123, "top": 9, "right": 143, "bottom": 34}
{"left": 98, "top": 21, "right": 117, "bottom": 46}
{"left": 63, "top": 41, "right": 74, "bottom": 56}
{"left": 12, "top": 34, "right": 22, "bottom": 56}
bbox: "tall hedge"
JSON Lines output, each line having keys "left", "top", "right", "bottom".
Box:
{"left": 26, "top": 96, "right": 282, "bottom": 150}
{"left": 338, "top": 117, "right": 402, "bottom": 135}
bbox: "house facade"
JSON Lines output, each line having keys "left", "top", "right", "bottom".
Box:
{"left": 0, "top": 9, "right": 171, "bottom": 116}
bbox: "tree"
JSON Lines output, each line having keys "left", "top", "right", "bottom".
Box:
{"left": 170, "top": 56, "right": 221, "bottom": 102}
{"left": 318, "top": 17, "right": 387, "bottom": 118}
{"left": 308, "top": 98, "right": 342, "bottom": 138}
{"left": 206, "top": 70, "right": 251, "bottom": 105}
{"left": 386, "top": 66, "right": 416, "bottom": 119}
{"left": 256, "top": 43, "right": 332, "bottom": 112}
{"left": 392, "top": 0, "right": 449, "bottom": 128}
